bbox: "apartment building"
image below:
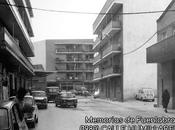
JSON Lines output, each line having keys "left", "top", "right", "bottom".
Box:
{"left": 147, "top": 0, "right": 175, "bottom": 109}
{"left": 35, "top": 39, "right": 94, "bottom": 91}
{"left": 0, "top": 0, "right": 35, "bottom": 100}
{"left": 92, "top": 0, "right": 167, "bottom": 101}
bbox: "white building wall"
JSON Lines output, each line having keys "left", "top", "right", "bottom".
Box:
{"left": 122, "top": 0, "right": 171, "bottom": 100}
{"left": 31, "top": 40, "right": 46, "bottom": 70}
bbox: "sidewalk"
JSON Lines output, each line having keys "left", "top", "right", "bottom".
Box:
{"left": 91, "top": 97, "right": 175, "bottom": 116}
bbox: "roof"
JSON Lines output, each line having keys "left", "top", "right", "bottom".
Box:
{"left": 157, "top": 0, "right": 175, "bottom": 22}
{"left": 46, "top": 39, "right": 94, "bottom": 45}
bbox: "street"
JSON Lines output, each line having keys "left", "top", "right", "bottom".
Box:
{"left": 29, "top": 96, "right": 175, "bottom": 130}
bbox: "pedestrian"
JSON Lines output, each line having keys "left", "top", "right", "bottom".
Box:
{"left": 15, "top": 87, "right": 27, "bottom": 120}
{"left": 162, "top": 89, "right": 170, "bottom": 113}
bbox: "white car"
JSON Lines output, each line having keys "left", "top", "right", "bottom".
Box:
{"left": 135, "top": 88, "right": 155, "bottom": 101}
{"left": 93, "top": 89, "right": 100, "bottom": 99}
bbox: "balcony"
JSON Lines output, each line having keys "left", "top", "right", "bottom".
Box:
{"left": 14, "top": 0, "right": 34, "bottom": 36}
{"left": 55, "top": 58, "right": 93, "bottom": 64}
{"left": 102, "top": 43, "right": 121, "bottom": 59}
{"left": 56, "top": 68, "right": 94, "bottom": 73}
{"left": 93, "top": 53, "right": 101, "bottom": 65}
{"left": 93, "top": 20, "right": 121, "bottom": 51}
{"left": 0, "top": 27, "right": 34, "bottom": 74}
{"left": 93, "top": 72, "right": 102, "bottom": 81}
{"left": 93, "top": 1, "right": 122, "bottom": 34}
{"left": 102, "top": 20, "right": 121, "bottom": 40}
{"left": 93, "top": 37, "right": 102, "bottom": 50}
{"left": 56, "top": 49, "right": 94, "bottom": 54}
{"left": 101, "top": 65, "right": 121, "bottom": 79}
{"left": 147, "top": 35, "right": 175, "bottom": 63}
{"left": 0, "top": 0, "right": 34, "bottom": 56}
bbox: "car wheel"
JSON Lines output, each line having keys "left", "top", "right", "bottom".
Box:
{"left": 141, "top": 97, "right": 143, "bottom": 101}
{"left": 74, "top": 104, "right": 77, "bottom": 108}
{"left": 55, "top": 103, "right": 58, "bottom": 107}
{"left": 36, "top": 116, "right": 38, "bottom": 123}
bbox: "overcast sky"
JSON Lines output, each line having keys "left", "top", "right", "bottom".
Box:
{"left": 30, "top": 0, "right": 107, "bottom": 42}
{"left": 30, "top": 0, "right": 172, "bottom": 42}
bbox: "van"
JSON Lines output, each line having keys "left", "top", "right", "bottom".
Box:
{"left": 46, "top": 86, "right": 59, "bottom": 102}
{"left": 135, "top": 88, "right": 155, "bottom": 101}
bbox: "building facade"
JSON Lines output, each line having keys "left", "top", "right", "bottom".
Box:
{"left": 0, "top": 0, "right": 35, "bottom": 100}
{"left": 147, "top": 0, "right": 175, "bottom": 109}
{"left": 32, "top": 65, "right": 47, "bottom": 91}
{"left": 42, "top": 39, "right": 94, "bottom": 92}
{"left": 92, "top": 0, "right": 168, "bottom": 101}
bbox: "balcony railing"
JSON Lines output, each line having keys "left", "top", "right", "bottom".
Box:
{"left": 55, "top": 59, "right": 93, "bottom": 63}
{"left": 102, "top": 43, "right": 121, "bottom": 59}
{"left": 93, "top": 37, "right": 101, "bottom": 50}
{"left": 0, "top": 0, "right": 34, "bottom": 56}
{"left": 56, "top": 68, "right": 94, "bottom": 72}
{"left": 93, "top": 72, "right": 102, "bottom": 80}
{"left": 93, "top": 53, "right": 101, "bottom": 65}
{"left": 101, "top": 65, "right": 121, "bottom": 78}
{"left": 102, "top": 20, "right": 121, "bottom": 40}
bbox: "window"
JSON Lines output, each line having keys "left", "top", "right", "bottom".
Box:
{"left": 94, "top": 52, "right": 99, "bottom": 58}
{"left": 94, "top": 67, "right": 99, "bottom": 73}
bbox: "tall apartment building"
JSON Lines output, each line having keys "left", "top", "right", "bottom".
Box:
{"left": 34, "top": 39, "right": 94, "bottom": 91}
{"left": 93, "top": 0, "right": 167, "bottom": 101}
{"left": 0, "top": 0, "right": 35, "bottom": 100}
{"left": 147, "top": 0, "right": 175, "bottom": 109}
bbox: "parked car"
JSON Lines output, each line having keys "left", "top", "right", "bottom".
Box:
{"left": 0, "top": 100, "right": 29, "bottom": 130}
{"left": 23, "top": 95, "right": 39, "bottom": 128}
{"left": 46, "top": 86, "right": 59, "bottom": 102}
{"left": 31, "top": 90, "right": 48, "bottom": 109}
{"left": 55, "top": 91, "right": 77, "bottom": 108}
{"left": 82, "top": 91, "right": 91, "bottom": 96}
{"left": 135, "top": 88, "right": 155, "bottom": 101}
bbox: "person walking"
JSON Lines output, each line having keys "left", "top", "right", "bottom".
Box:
{"left": 162, "top": 89, "right": 170, "bottom": 113}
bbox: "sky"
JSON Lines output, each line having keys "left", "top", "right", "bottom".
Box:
{"left": 30, "top": 0, "right": 107, "bottom": 42}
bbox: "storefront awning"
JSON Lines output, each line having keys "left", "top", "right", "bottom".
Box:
{"left": 147, "top": 36, "right": 175, "bottom": 63}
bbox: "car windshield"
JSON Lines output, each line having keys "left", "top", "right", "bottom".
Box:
{"left": 32, "top": 91, "right": 46, "bottom": 97}
{"left": 24, "top": 97, "right": 33, "bottom": 105}
{"left": 47, "top": 88, "right": 58, "bottom": 93}
{"left": 61, "top": 92, "right": 74, "bottom": 98}
{"left": 143, "top": 89, "right": 154, "bottom": 94}
{"left": 0, "top": 108, "right": 9, "bottom": 130}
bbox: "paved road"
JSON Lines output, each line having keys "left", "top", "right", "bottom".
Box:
{"left": 29, "top": 97, "right": 175, "bottom": 130}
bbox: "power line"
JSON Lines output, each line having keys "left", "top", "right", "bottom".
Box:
{"left": 0, "top": 2, "right": 161, "bottom": 55}
{"left": 123, "top": 32, "right": 157, "bottom": 55}
{"left": 1, "top": 2, "right": 175, "bottom": 15}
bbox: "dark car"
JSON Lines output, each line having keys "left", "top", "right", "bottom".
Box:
{"left": 31, "top": 91, "right": 48, "bottom": 109}
{"left": 46, "top": 86, "right": 59, "bottom": 102}
{"left": 0, "top": 100, "right": 29, "bottom": 130}
{"left": 55, "top": 91, "right": 77, "bottom": 108}
{"left": 23, "top": 95, "right": 39, "bottom": 128}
